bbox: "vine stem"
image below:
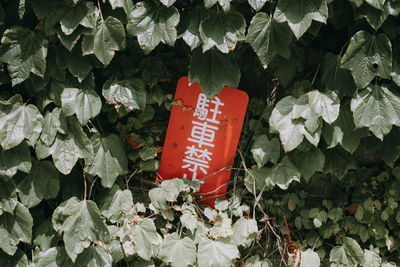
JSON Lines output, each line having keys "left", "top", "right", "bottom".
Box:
{"left": 83, "top": 170, "right": 87, "bottom": 201}
{"left": 97, "top": 0, "right": 104, "bottom": 21}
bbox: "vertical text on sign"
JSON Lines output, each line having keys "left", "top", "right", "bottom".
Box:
{"left": 182, "top": 93, "right": 224, "bottom": 183}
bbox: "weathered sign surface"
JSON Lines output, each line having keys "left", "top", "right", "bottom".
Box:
{"left": 158, "top": 77, "right": 248, "bottom": 206}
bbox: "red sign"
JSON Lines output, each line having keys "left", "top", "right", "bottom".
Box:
{"left": 158, "top": 77, "right": 248, "bottom": 206}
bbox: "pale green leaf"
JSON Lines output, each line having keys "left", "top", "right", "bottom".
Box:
{"left": 100, "top": 186, "right": 133, "bottom": 223}
{"left": 180, "top": 6, "right": 207, "bottom": 50}
{"left": 366, "top": 0, "right": 385, "bottom": 10}
{"left": 351, "top": 85, "right": 400, "bottom": 140}
{"left": 0, "top": 202, "right": 32, "bottom": 256}
{"left": 40, "top": 108, "right": 65, "bottom": 147}
{"left": 102, "top": 78, "right": 146, "bottom": 116}
{"left": 231, "top": 217, "right": 258, "bottom": 247}
{"left": 33, "top": 220, "right": 58, "bottom": 251}
{"left": 245, "top": 255, "right": 273, "bottom": 267}
{"left": 159, "top": 233, "right": 196, "bottom": 267}
{"left": 197, "top": 238, "right": 239, "bottom": 267}
{"left": 0, "top": 142, "right": 31, "bottom": 178}
{"left": 274, "top": 0, "right": 328, "bottom": 39}
{"left": 298, "top": 249, "right": 321, "bottom": 267}
{"left": 132, "top": 219, "right": 159, "bottom": 260}
{"left": 74, "top": 245, "right": 112, "bottom": 267}
{"left": 61, "top": 87, "right": 101, "bottom": 125}
{"left": 307, "top": 90, "right": 340, "bottom": 124}
{"left": 246, "top": 13, "right": 292, "bottom": 68}
{"left": 127, "top": 2, "right": 179, "bottom": 54}
{"left": 204, "top": 0, "right": 232, "bottom": 11}
{"left": 251, "top": 135, "right": 280, "bottom": 168}
{"left": 341, "top": 31, "right": 392, "bottom": 88}
{"left": 343, "top": 237, "right": 364, "bottom": 265}
{"left": 0, "top": 248, "right": 28, "bottom": 267}
{"left": 248, "top": 0, "right": 268, "bottom": 11}
{"left": 356, "top": 3, "right": 388, "bottom": 31}
{"left": 85, "top": 134, "right": 128, "bottom": 188}
{"left": 94, "top": 16, "right": 126, "bottom": 66}
{"left": 189, "top": 48, "right": 240, "bottom": 98}
{"left": 199, "top": 9, "right": 246, "bottom": 53}
{"left": 0, "top": 26, "right": 48, "bottom": 86}
{"left": 160, "top": 0, "right": 176, "bottom": 7}
{"left": 363, "top": 247, "right": 381, "bottom": 267}
{"left": 17, "top": 160, "right": 59, "bottom": 208}
{"left": 51, "top": 197, "right": 110, "bottom": 262}
{"left": 0, "top": 180, "right": 17, "bottom": 215}
{"left": 37, "top": 247, "right": 73, "bottom": 267}
{"left": 0, "top": 94, "right": 43, "bottom": 150}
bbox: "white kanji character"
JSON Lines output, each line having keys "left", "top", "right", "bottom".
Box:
{"left": 187, "top": 121, "right": 218, "bottom": 147}
{"left": 207, "top": 96, "right": 224, "bottom": 124}
{"left": 182, "top": 155, "right": 209, "bottom": 184}
{"left": 185, "top": 145, "right": 212, "bottom": 161}
{"left": 193, "top": 93, "right": 210, "bottom": 120}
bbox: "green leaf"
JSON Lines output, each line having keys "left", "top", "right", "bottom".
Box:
{"left": 189, "top": 48, "right": 240, "bottom": 98}
{"left": 37, "top": 247, "right": 73, "bottom": 267}
{"left": 40, "top": 108, "right": 65, "bottom": 147}
{"left": 51, "top": 197, "right": 110, "bottom": 262}
{"left": 271, "top": 156, "right": 301, "bottom": 189}
{"left": 274, "top": 0, "right": 328, "bottom": 39}
{"left": 308, "top": 90, "right": 340, "bottom": 124}
{"left": 0, "top": 180, "right": 17, "bottom": 215}
{"left": 197, "top": 238, "right": 239, "bottom": 266}
{"left": 17, "top": 160, "right": 59, "bottom": 208}
{"left": 343, "top": 237, "right": 364, "bottom": 265}
{"left": 351, "top": 85, "right": 400, "bottom": 140}
{"left": 74, "top": 245, "right": 112, "bottom": 267}
{"left": 85, "top": 134, "right": 128, "bottom": 188}
{"left": 248, "top": 0, "right": 268, "bottom": 11}
{"left": 391, "top": 38, "right": 400, "bottom": 87}
{"left": 363, "top": 247, "right": 381, "bottom": 267}
{"left": 160, "top": 0, "right": 176, "bottom": 7}
{"left": 366, "top": 0, "right": 385, "bottom": 10}
{"left": 0, "top": 94, "right": 43, "bottom": 150}
{"left": 61, "top": 87, "right": 102, "bottom": 126}
{"left": 102, "top": 78, "right": 146, "bottom": 116}
{"left": 130, "top": 219, "right": 159, "bottom": 260}
{"left": 246, "top": 13, "right": 292, "bottom": 68}
{"left": 159, "top": 233, "right": 196, "bottom": 267}
{"left": 245, "top": 255, "right": 273, "bottom": 267}
{"left": 199, "top": 9, "right": 246, "bottom": 53}
{"left": 297, "top": 249, "right": 321, "bottom": 267}
{"left": 0, "top": 142, "right": 31, "bottom": 178}
{"left": 33, "top": 220, "right": 58, "bottom": 251}
{"left": 204, "top": 0, "right": 232, "bottom": 11}
{"left": 250, "top": 135, "right": 280, "bottom": 168}
{"left": 56, "top": 47, "right": 92, "bottom": 82}
{"left": 59, "top": 1, "right": 91, "bottom": 35}
{"left": 0, "top": 248, "right": 28, "bottom": 267}
{"left": 180, "top": 6, "right": 207, "bottom": 50}
{"left": 0, "top": 26, "right": 48, "bottom": 86}
{"left": 94, "top": 16, "right": 126, "bottom": 66}
{"left": 139, "top": 146, "right": 157, "bottom": 161}
{"left": 341, "top": 31, "right": 392, "bottom": 88}
{"left": 290, "top": 147, "right": 324, "bottom": 181}
{"left": 100, "top": 186, "right": 133, "bottom": 223}
{"left": 324, "top": 147, "right": 356, "bottom": 178}
{"left": 231, "top": 217, "right": 258, "bottom": 247}
{"left": 356, "top": 3, "right": 388, "bottom": 31}
{"left": 0, "top": 202, "right": 32, "bottom": 256}
{"left": 149, "top": 179, "right": 186, "bottom": 210}
{"left": 127, "top": 2, "right": 179, "bottom": 54}
{"left": 322, "top": 106, "right": 367, "bottom": 153}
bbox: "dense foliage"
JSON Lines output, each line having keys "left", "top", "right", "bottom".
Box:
{"left": 1, "top": 0, "right": 400, "bottom": 266}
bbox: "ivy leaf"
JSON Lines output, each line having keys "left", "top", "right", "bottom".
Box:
{"left": 246, "top": 13, "right": 292, "bottom": 68}
{"left": 0, "top": 180, "right": 17, "bottom": 215}
{"left": 0, "top": 26, "right": 48, "bottom": 86}
{"left": 0, "top": 202, "right": 32, "bottom": 256}
{"left": 40, "top": 108, "right": 65, "bottom": 147}
{"left": 0, "top": 94, "right": 43, "bottom": 150}
{"left": 100, "top": 186, "right": 133, "bottom": 223}
{"left": 85, "top": 134, "right": 128, "bottom": 188}
{"left": 366, "top": 0, "right": 385, "bottom": 10}
{"left": 290, "top": 147, "right": 324, "bottom": 181}
{"left": 59, "top": 1, "right": 91, "bottom": 35}
{"left": 74, "top": 245, "right": 112, "bottom": 267}
{"left": 94, "top": 16, "right": 125, "bottom": 66}
{"left": 197, "top": 238, "right": 239, "bottom": 266}
{"left": 204, "top": 0, "right": 232, "bottom": 11}
{"left": 321, "top": 52, "right": 356, "bottom": 97}
{"left": 61, "top": 87, "right": 102, "bottom": 125}
{"left": 297, "top": 249, "right": 321, "bottom": 267}
{"left": 131, "top": 219, "right": 159, "bottom": 260}
{"left": 189, "top": 48, "right": 240, "bottom": 98}
{"left": 109, "top": 0, "right": 133, "bottom": 14}
{"left": 17, "top": 160, "right": 60, "bottom": 208}
{"left": 271, "top": 156, "right": 301, "bottom": 190}
{"left": 51, "top": 197, "right": 110, "bottom": 262}
{"left": 37, "top": 247, "right": 73, "bottom": 267}
{"left": 269, "top": 96, "right": 306, "bottom": 152}
{"left": 341, "top": 31, "right": 392, "bottom": 89}
{"left": 0, "top": 142, "right": 31, "bottom": 178}
{"left": 351, "top": 85, "right": 400, "bottom": 140}
{"left": 180, "top": 6, "right": 207, "bottom": 50}
{"left": 159, "top": 233, "right": 196, "bottom": 267}
{"left": 307, "top": 90, "right": 340, "bottom": 124}
{"left": 33, "top": 220, "right": 58, "bottom": 251}
{"left": 102, "top": 78, "right": 146, "bottom": 116}
{"left": 199, "top": 9, "right": 246, "bottom": 53}
{"left": 391, "top": 38, "right": 400, "bottom": 87}
{"left": 127, "top": 2, "right": 179, "bottom": 54}
{"left": 56, "top": 47, "right": 92, "bottom": 82}
{"left": 356, "top": 3, "right": 388, "bottom": 31}
{"left": 322, "top": 106, "right": 367, "bottom": 153}
{"left": 250, "top": 135, "right": 280, "bottom": 168}
{"left": 248, "top": 0, "right": 268, "bottom": 11}
{"left": 274, "top": 0, "right": 328, "bottom": 39}
{"left": 324, "top": 147, "right": 356, "bottom": 178}
{"left": 343, "top": 237, "right": 364, "bottom": 265}
{"left": 160, "top": 0, "right": 176, "bottom": 7}
{"left": 363, "top": 247, "right": 381, "bottom": 267}
{"left": 231, "top": 218, "right": 258, "bottom": 247}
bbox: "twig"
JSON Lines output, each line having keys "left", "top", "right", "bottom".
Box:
{"left": 83, "top": 170, "right": 87, "bottom": 201}
{"left": 97, "top": 0, "right": 104, "bottom": 21}
{"left": 88, "top": 176, "right": 98, "bottom": 200}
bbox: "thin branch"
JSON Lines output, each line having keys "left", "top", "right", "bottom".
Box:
{"left": 97, "top": 0, "right": 104, "bottom": 21}
{"left": 83, "top": 170, "right": 87, "bottom": 201}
